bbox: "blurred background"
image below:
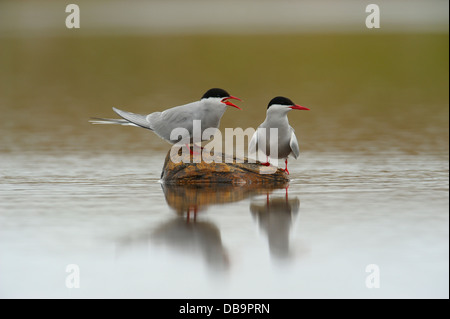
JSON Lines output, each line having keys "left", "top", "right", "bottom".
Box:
{"left": 0, "top": 0, "right": 448, "bottom": 154}
{"left": 0, "top": 0, "right": 448, "bottom": 299}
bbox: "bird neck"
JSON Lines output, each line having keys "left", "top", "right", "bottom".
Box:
{"left": 202, "top": 99, "right": 227, "bottom": 115}
{"left": 265, "top": 109, "right": 290, "bottom": 126}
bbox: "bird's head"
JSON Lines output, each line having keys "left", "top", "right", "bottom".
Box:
{"left": 201, "top": 88, "right": 242, "bottom": 110}
{"left": 267, "top": 96, "right": 310, "bottom": 114}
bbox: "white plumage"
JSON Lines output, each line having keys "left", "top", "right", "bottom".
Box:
{"left": 249, "top": 96, "right": 309, "bottom": 174}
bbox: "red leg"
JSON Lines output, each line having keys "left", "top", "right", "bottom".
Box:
{"left": 186, "top": 144, "right": 193, "bottom": 155}
{"left": 186, "top": 205, "right": 198, "bottom": 222}
{"left": 284, "top": 159, "right": 290, "bottom": 175}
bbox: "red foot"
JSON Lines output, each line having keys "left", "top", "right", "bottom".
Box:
{"left": 261, "top": 162, "right": 271, "bottom": 166}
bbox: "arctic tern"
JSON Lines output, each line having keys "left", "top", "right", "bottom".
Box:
{"left": 249, "top": 96, "right": 309, "bottom": 174}
{"left": 90, "top": 88, "right": 241, "bottom": 144}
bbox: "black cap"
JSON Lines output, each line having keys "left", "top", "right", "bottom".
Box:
{"left": 267, "top": 96, "right": 295, "bottom": 109}
{"left": 202, "top": 88, "right": 231, "bottom": 99}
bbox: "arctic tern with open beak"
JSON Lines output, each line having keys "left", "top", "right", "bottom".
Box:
{"left": 90, "top": 88, "right": 241, "bottom": 144}
{"left": 249, "top": 96, "right": 310, "bottom": 174}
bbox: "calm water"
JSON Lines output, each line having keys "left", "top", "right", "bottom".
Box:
{"left": 0, "top": 151, "right": 448, "bottom": 298}
{"left": 0, "top": 30, "right": 448, "bottom": 298}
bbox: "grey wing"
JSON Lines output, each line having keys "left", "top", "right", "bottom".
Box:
{"left": 157, "top": 108, "right": 193, "bottom": 128}
{"left": 113, "top": 107, "right": 152, "bottom": 130}
{"left": 147, "top": 107, "right": 193, "bottom": 140}
{"left": 289, "top": 128, "right": 300, "bottom": 159}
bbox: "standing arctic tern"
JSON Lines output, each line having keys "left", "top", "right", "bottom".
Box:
{"left": 249, "top": 96, "right": 310, "bottom": 174}
{"left": 90, "top": 88, "right": 241, "bottom": 144}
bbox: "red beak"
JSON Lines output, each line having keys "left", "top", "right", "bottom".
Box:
{"left": 222, "top": 96, "right": 242, "bottom": 110}
{"left": 290, "top": 104, "right": 310, "bottom": 111}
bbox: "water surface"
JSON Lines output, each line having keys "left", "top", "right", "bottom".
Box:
{"left": 0, "top": 151, "right": 448, "bottom": 298}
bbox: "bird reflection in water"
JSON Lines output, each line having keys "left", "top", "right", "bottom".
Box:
{"left": 250, "top": 187, "right": 300, "bottom": 261}
{"left": 115, "top": 184, "right": 236, "bottom": 272}
{"left": 116, "top": 182, "right": 291, "bottom": 272}
{"left": 150, "top": 217, "right": 228, "bottom": 271}
{"left": 154, "top": 183, "right": 288, "bottom": 271}
{"left": 161, "top": 183, "right": 274, "bottom": 220}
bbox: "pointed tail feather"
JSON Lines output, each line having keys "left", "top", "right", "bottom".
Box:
{"left": 89, "top": 117, "right": 139, "bottom": 127}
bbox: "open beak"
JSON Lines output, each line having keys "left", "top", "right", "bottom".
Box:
{"left": 221, "top": 96, "right": 242, "bottom": 110}
{"left": 290, "top": 104, "right": 310, "bottom": 111}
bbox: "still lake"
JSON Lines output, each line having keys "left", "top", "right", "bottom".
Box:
{"left": 0, "top": 33, "right": 448, "bottom": 298}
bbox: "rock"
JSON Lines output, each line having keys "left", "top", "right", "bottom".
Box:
{"left": 160, "top": 147, "right": 289, "bottom": 185}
